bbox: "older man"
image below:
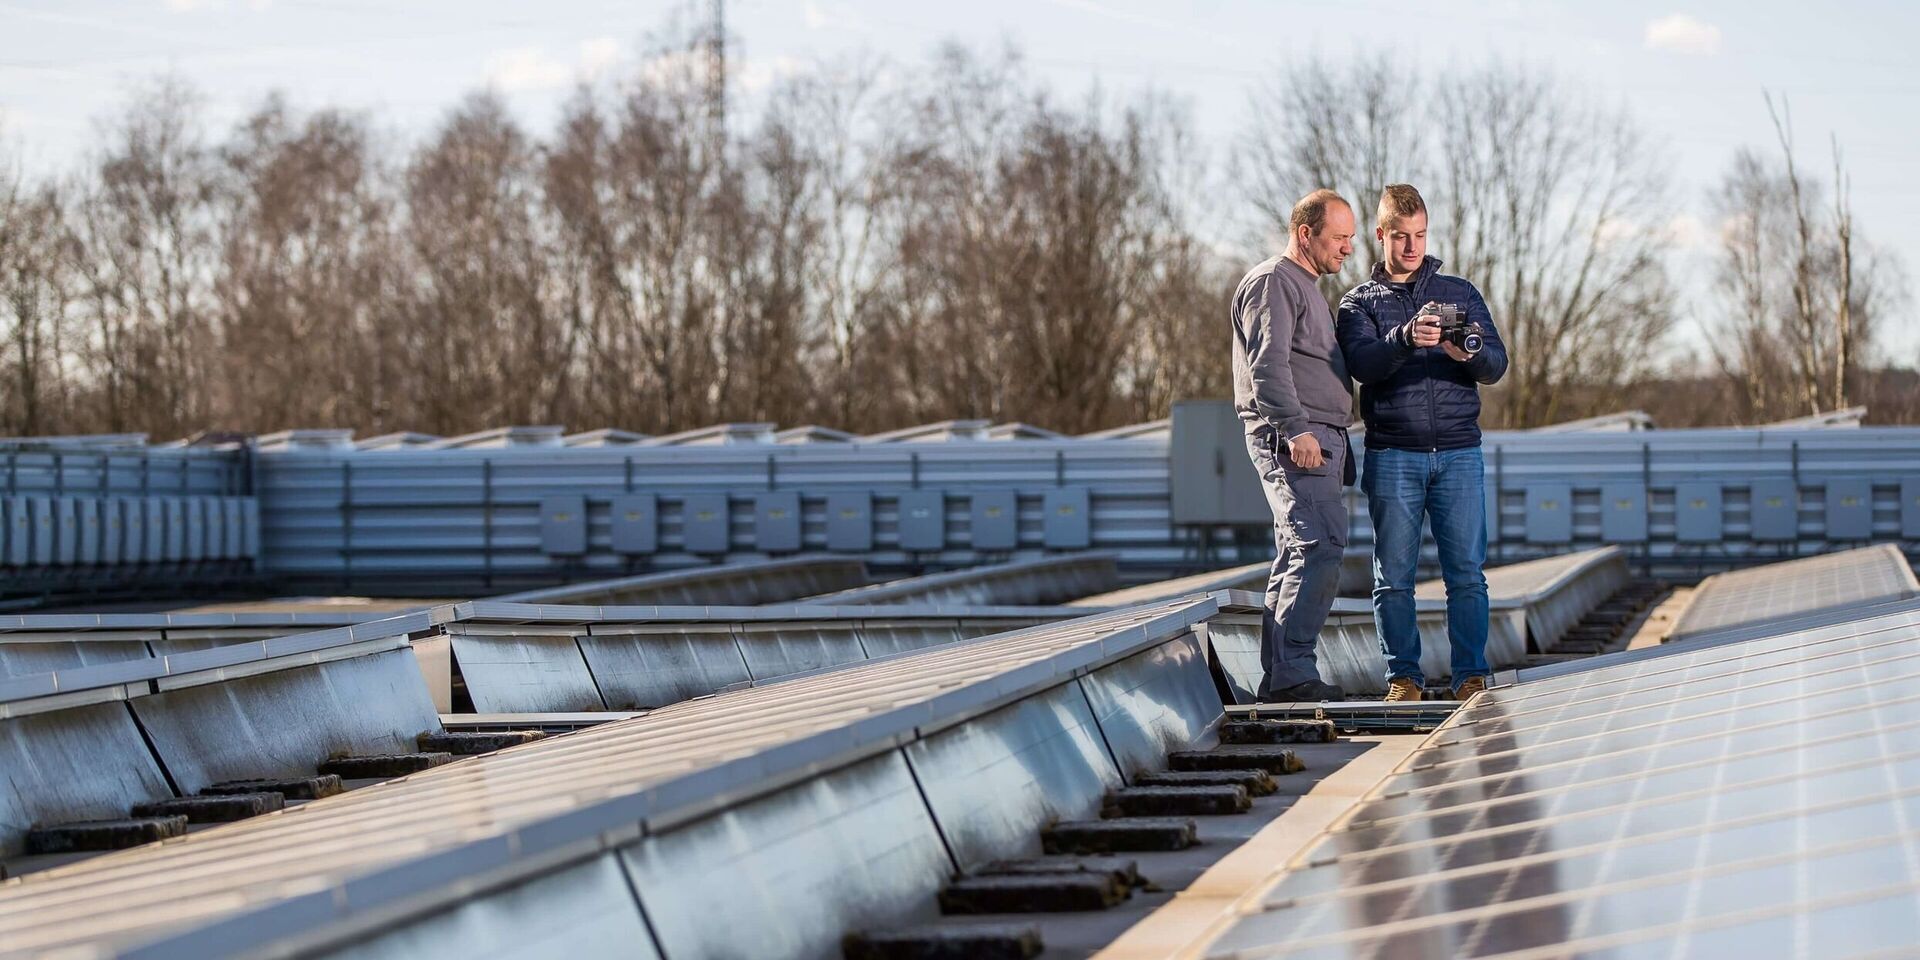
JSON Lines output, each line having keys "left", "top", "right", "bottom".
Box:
{"left": 1230, "top": 188, "right": 1356, "bottom": 702}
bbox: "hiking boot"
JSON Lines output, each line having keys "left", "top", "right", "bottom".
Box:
{"left": 1263, "top": 679, "right": 1346, "bottom": 703}
{"left": 1384, "top": 678, "right": 1423, "bottom": 702}
{"left": 1452, "top": 675, "right": 1488, "bottom": 700}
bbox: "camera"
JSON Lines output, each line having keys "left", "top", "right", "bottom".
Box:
{"left": 1423, "top": 303, "right": 1483, "bottom": 356}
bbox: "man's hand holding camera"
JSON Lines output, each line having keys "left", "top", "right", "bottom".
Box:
{"left": 1407, "top": 302, "right": 1478, "bottom": 362}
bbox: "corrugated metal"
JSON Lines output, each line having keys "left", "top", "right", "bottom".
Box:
{"left": 245, "top": 424, "right": 1920, "bottom": 598}
{"left": 0, "top": 445, "right": 256, "bottom": 599}
{"left": 0, "top": 424, "right": 1911, "bottom": 600}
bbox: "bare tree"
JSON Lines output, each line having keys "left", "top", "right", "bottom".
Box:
{"left": 543, "top": 43, "right": 737, "bottom": 433}
{"left": 1431, "top": 67, "right": 1674, "bottom": 428}
{"left": 1236, "top": 62, "right": 1673, "bottom": 427}
{"left": 28, "top": 18, "right": 1908, "bottom": 441}
{"left": 68, "top": 77, "right": 221, "bottom": 436}
{"left": 0, "top": 142, "right": 76, "bottom": 435}
{"left": 766, "top": 58, "right": 897, "bottom": 428}
{"left": 865, "top": 47, "right": 1229, "bottom": 433}
{"left": 1707, "top": 95, "right": 1893, "bottom": 421}
{"left": 400, "top": 93, "right": 564, "bottom": 433}
{"left": 1234, "top": 55, "right": 1421, "bottom": 301}
{"left": 216, "top": 96, "right": 402, "bottom": 431}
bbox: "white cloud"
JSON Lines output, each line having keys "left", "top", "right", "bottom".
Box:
{"left": 579, "top": 37, "right": 622, "bottom": 79}
{"left": 162, "top": 0, "right": 271, "bottom": 11}
{"left": 487, "top": 48, "right": 572, "bottom": 92}
{"left": 1593, "top": 214, "right": 1709, "bottom": 250}
{"left": 1644, "top": 14, "right": 1721, "bottom": 55}
{"left": 636, "top": 48, "right": 705, "bottom": 89}
{"left": 1666, "top": 213, "right": 1709, "bottom": 250}
{"left": 487, "top": 39, "right": 626, "bottom": 93}
{"left": 803, "top": 2, "right": 865, "bottom": 33}
{"left": 737, "top": 55, "right": 805, "bottom": 94}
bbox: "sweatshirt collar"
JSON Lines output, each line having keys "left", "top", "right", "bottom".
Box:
{"left": 1370, "top": 254, "right": 1443, "bottom": 286}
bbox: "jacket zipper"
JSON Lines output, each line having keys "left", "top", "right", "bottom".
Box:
{"left": 1402, "top": 282, "right": 1440, "bottom": 453}
{"left": 1423, "top": 351, "right": 1438, "bottom": 452}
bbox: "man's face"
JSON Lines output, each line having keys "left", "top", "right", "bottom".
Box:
{"left": 1378, "top": 211, "right": 1428, "bottom": 275}
{"left": 1298, "top": 203, "right": 1355, "bottom": 276}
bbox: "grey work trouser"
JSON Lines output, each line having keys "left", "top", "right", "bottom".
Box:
{"left": 1245, "top": 423, "right": 1350, "bottom": 698}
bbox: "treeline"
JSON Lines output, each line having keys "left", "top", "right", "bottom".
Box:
{"left": 0, "top": 26, "right": 1909, "bottom": 440}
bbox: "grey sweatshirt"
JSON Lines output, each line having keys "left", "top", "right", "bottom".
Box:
{"left": 1231, "top": 255, "right": 1353, "bottom": 438}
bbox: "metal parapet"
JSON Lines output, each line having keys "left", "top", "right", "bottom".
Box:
{"left": 489, "top": 554, "right": 872, "bottom": 606}
{"left": 0, "top": 597, "right": 1221, "bottom": 960}
{"left": 437, "top": 602, "right": 1072, "bottom": 713}
{"left": 803, "top": 552, "right": 1121, "bottom": 606}
{"left": 1067, "top": 561, "right": 1269, "bottom": 608}
{"left": 0, "top": 611, "right": 441, "bottom": 859}
{"left": 0, "top": 611, "right": 386, "bottom": 679}
{"left": 1206, "top": 547, "right": 1631, "bottom": 697}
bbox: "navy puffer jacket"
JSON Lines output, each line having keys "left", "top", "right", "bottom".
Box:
{"left": 1336, "top": 256, "right": 1508, "bottom": 451}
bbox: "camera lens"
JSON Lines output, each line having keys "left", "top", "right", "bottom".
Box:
{"left": 1462, "top": 332, "right": 1484, "bottom": 354}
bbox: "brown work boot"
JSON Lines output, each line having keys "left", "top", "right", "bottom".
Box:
{"left": 1384, "top": 677, "right": 1423, "bottom": 702}
{"left": 1452, "top": 675, "right": 1488, "bottom": 700}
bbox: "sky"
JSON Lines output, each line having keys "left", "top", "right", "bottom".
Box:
{"left": 1, "top": 0, "right": 1914, "bottom": 363}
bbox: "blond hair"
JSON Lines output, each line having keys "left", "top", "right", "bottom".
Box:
{"left": 1377, "top": 183, "right": 1427, "bottom": 231}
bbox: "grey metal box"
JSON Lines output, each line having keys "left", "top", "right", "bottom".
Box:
{"left": 540, "top": 495, "right": 588, "bottom": 556}
{"left": 203, "top": 497, "right": 226, "bottom": 561}
{"left": 825, "top": 492, "right": 873, "bottom": 552}
{"left": 223, "top": 499, "right": 244, "bottom": 559}
{"left": 28, "top": 497, "right": 53, "bottom": 565}
{"left": 1674, "top": 483, "right": 1723, "bottom": 543}
{"left": 610, "top": 494, "right": 658, "bottom": 555}
{"left": 896, "top": 491, "right": 946, "bottom": 552}
{"left": 1599, "top": 482, "right": 1647, "bottom": 543}
{"left": 52, "top": 497, "right": 78, "bottom": 565}
{"left": 163, "top": 498, "right": 186, "bottom": 562}
{"left": 100, "top": 498, "right": 123, "bottom": 565}
{"left": 1904, "top": 478, "right": 1920, "bottom": 539}
{"left": 970, "top": 490, "right": 1019, "bottom": 551}
{"left": 3, "top": 497, "right": 25, "bottom": 566}
{"left": 197, "top": 497, "right": 218, "bottom": 560}
{"left": 74, "top": 498, "right": 101, "bottom": 565}
{"left": 182, "top": 498, "right": 205, "bottom": 562}
{"left": 1748, "top": 478, "right": 1799, "bottom": 542}
{"left": 1523, "top": 483, "right": 1573, "bottom": 544}
{"left": 240, "top": 499, "right": 261, "bottom": 560}
{"left": 1825, "top": 478, "right": 1873, "bottom": 541}
{"left": 1042, "top": 487, "right": 1091, "bottom": 549}
{"left": 140, "top": 498, "right": 163, "bottom": 563}
{"left": 754, "top": 492, "right": 803, "bottom": 553}
{"left": 1169, "top": 400, "right": 1270, "bottom": 526}
{"left": 681, "top": 493, "right": 731, "bottom": 555}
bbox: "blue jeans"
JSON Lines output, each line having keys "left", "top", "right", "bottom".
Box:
{"left": 1362, "top": 444, "right": 1489, "bottom": 687}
